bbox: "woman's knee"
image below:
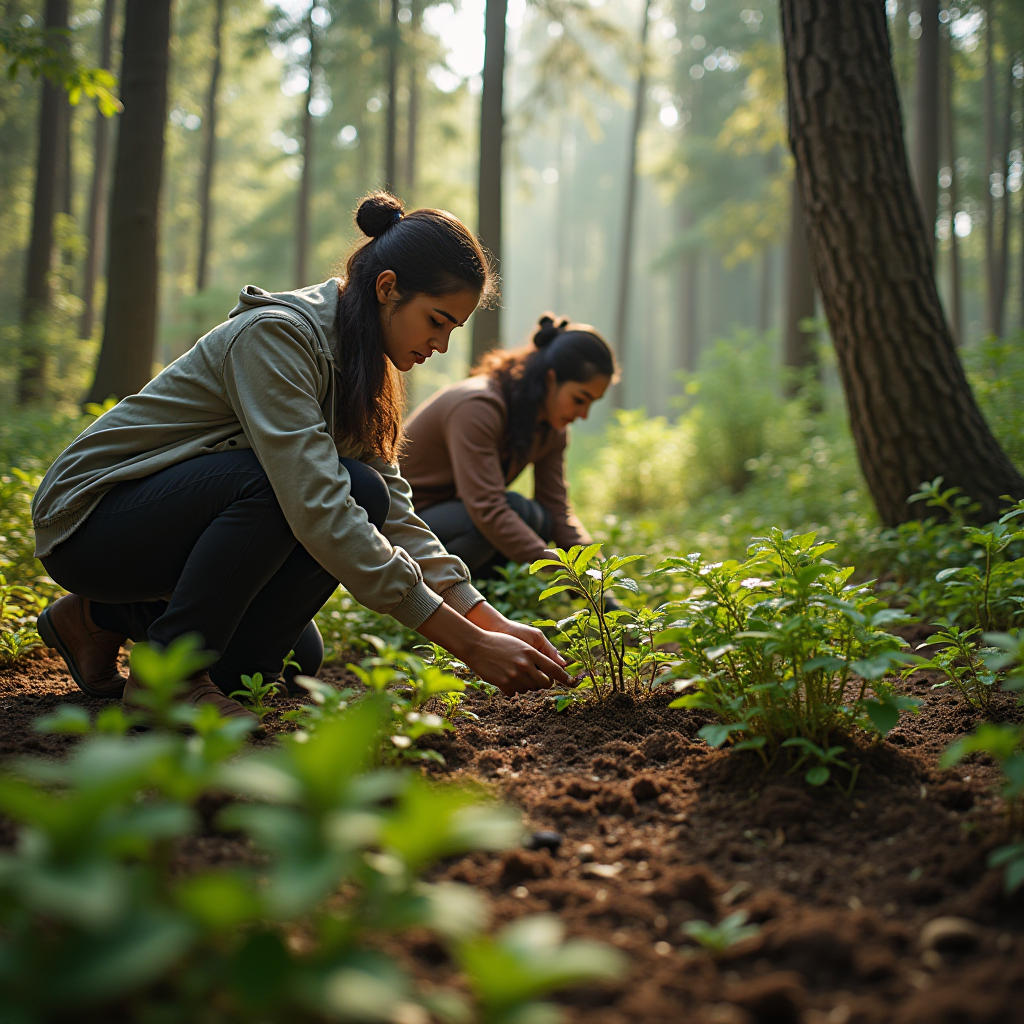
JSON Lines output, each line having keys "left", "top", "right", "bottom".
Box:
{"left": 339, "top": 458, "right": 390, "bottom": 530}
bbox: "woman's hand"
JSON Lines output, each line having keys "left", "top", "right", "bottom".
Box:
{"left": 466, "top": 600, "right": 565, "bottom": 668}
{"left": 416, "top": 603, "right": 569, "bottom": 696}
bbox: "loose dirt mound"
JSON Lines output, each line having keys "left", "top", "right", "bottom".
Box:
{"left": 2, "top": 650, "right": 1022, "bottom": 1023}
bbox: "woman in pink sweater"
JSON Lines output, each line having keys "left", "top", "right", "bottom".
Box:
{"left": 400, "top": 315, "right": 616, "bottom": 579}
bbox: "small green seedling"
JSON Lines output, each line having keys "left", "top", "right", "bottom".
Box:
{"left": 909, "top": 624, "right": 999, "bottom": 709}
{"left": 230, "top": 672, "right": 279, "bottom": 721}
{"left": 0, "top": 573, "right": 43, "bottom": 666}
{"left": 682, "top": 911, "right": 760, "bottom": 956}
{"left": 782, "top": 737, "right": 859, "bottom": 795}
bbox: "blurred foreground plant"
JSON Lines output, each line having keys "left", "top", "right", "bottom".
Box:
{"left": 0, "top": 637, "right": 624, "bottom": 1021}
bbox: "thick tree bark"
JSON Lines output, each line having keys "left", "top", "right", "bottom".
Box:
{"left": 384, "top": 0, "right": 399, "bottom": 192}
{"left": 676, "top": 200, "right": 698, "bottom": 374}
{"left": 911, "top": 0, "right": 939, "bottom": 258}
{"left": 471, "top": 0, "right": 507, "bottom": 366}
{"left": 782, "top": 175, "right": 816, "bottom": 391}
{"left": 19, "top": 0, "right": 70, "bottom": 404}
{"left": 992, "top": 61, "right": 1014, "bottom": 337}
{"left": 779, "top": 0, "right": 1024, "bottom": 525}
{"left": 295, "top": 4, "right": 319, "bottom": 288}
{"left": 79, "top": 0, "right": 118, "bottom": 341}
{"left": 983, "top": 7, "right": 997, "bottom": 335}
{"left": 86, "top": 0, "right": 172, "bottom": 404}
{"left": 941, "top": 25, "right": 963, "bottom": 345}
{"left": 404, "top": 0, "right": 421, "bottom": 198}
{"left": 611, "top": 0, "right": 652, "bottom": 409}
{"left": 196, "top": 0, "right": 225, "bottom": 293}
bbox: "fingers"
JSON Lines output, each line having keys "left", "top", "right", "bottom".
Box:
{"left": 530, "top": 649, "right": 569, "bottom": 686}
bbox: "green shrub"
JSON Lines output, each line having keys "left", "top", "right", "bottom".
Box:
{"left": 0, "top": 638, "right": 624, "bottom": 1021}
{"left": 658, "top": 529, "right": 922, "bottom": 791}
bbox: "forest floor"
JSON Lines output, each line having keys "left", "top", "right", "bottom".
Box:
{"left": 2, "top": 626, "right": 1023, "bottom": 1024}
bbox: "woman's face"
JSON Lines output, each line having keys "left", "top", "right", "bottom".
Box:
{"left": 376, "top": 271, "right": 480, "bottom": 372}
{"left": 540, "top": 370, "right": 611, "bottom": 431}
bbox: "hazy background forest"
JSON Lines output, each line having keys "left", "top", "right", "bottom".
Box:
{"left": 1, "top": 0, "right": 1023, "bottom": 565}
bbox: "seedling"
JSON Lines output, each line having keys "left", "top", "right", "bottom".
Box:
{"left": 531, "top": 543, "right": 673, "bottom": 702}
{"left": 682, "top": 911, "right": 760, "bottom": 956}
{"left": 782, "top": 737, "right": 859, "bottom": 794}
{"left": 909, "top": 625, "right": 999, "bottom": 709}
{"left": 229, "top": 672, "right": 279, "bottom": 722}
{"left": 0, "top": 573, "right": 43, "bottom": 666}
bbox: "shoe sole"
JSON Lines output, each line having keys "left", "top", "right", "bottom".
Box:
{"left": 37, "top": 606, "right": 126, "bottom": 700}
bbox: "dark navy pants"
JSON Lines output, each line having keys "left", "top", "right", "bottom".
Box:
{"left": 42, "top": 450, "right": 390, "bottom": 694}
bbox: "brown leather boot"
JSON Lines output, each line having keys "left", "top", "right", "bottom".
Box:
{"left": 37, "top": 594, "right": 127, "bottom": 698}
{"left": 123, "top": 669, "right": 261, "bottom": 733}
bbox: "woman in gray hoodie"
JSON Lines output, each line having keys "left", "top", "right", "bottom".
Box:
{"left": 32, "top": 192, "right": 567, "bottom": 726}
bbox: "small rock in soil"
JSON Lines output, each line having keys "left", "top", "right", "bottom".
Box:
{"left": 525, "top": 829, "right": 563, "bottom": 852}
{"left": 918, "top": 915, "right": 981, "bottom": 953}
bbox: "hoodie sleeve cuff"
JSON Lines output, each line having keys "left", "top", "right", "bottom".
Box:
{"left": 390, "top": 581, "right": 444, "bottom": 629}
{"left": 441, "top": 580, "right": 486, "bottom": 616}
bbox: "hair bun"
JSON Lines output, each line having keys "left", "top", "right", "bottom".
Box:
{"left": 355, "top": 190, "right": 405, "bottom": 239}
{"left": 533, "top": 313, "right": 569, "bottom": 349}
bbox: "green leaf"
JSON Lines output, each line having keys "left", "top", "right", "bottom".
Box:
{"left": 33, "top": 705, "right": 91, "bottom": 734}
{"left": 538, "top": 585, "right": 577, "bottom": 602}
{"left": 573, "top": 544, "right": 603, "bottom": 572}
{"left": 697, "top": 723, "right": 746, "bottom": 748}
{"left": 805, "top": 766, "right": 830, "bottom": 786}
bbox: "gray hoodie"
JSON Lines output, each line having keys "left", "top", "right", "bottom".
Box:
{"left": 32, "top": 280, "right": 483, "bottom": 628}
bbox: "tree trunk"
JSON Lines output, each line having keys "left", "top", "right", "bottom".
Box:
{"left": 404, "top": 0, "right": 421, "bottom": 198}
{"left": 471, "top": 0, "right": 507, "bottom": 366}
{"left": 941, "top": 23, "right": 963, "bottom": 345}
{"left": 295, "top": 4, "right": 319, "bottom": 288}
{"left": 611, "top": 0, "right": 652, "bottom": 409}
{"left": 779, "top": 0, "right": 1024, "bottom": 525}
{"left": 195, "top": 0, "right": 225, "bottom": 293}
{"left": 79, "top": 0, "right": 118, "bottom": 341}
{"left": 85, "top": 0, "right": 172, "bottom": 404}
{"left": 992, "top": 59, "right": 1014, "bottom": 337}
{"left": 782, "top": 175, "right": 817, "bottom": 391}
{"left": 384, "top": 0, "right": 399, "bottom": 192}
{"left": 983, "top": 6, "right": 997, "bottom": 335}
{"left": 19, "top": 0, "right": 70, "bottom": 404}
{"left": 676, "top": 200, "right": 698, "bottom": 373}
{"left": 911, "top": 0, "right": 939, "bottom": 259}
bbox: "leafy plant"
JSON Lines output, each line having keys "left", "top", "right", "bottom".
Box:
{"left": 285, "top": 636, "right": 468, "bottom": 764}
{"left": 229, "top": 671, "right": 280, "bottom": 722}
{"left": 682, "top": 910, "right": 760, "bottom": 956}
{"left": 531, "top": 544, "right": 674, "bottom": 706}
{"left": 908, "top": 625, "right": 999, "bottom": 709}
{"left": 941, "top": 631, "right": 1024, "bottom": 893}
{"left": 658, "top": 529, "right": 922, "bottom": 789}
{"left": 0, "top": 571, "right": 43, "bottom": 665}
{"left": 0, "top": 638, "right": 623, "bottom": 1021}
{"left": 892, "top": 481, "right": 1024, "bottom": 631}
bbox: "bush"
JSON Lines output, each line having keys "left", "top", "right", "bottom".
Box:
{"left": 658, "top": 529, "right": 921, "bottom": 791}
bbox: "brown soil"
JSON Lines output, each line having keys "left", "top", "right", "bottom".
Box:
{"left": 3, "top": 642, "right": 1023, "bottom": 1024}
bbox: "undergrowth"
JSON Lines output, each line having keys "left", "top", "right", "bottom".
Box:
{"left": 1, "top": 637, "right": 623, "bottom": 1021}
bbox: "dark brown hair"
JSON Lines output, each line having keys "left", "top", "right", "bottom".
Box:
{"left": 335, "top": 191, "right": 495, "bottom": 462}
{"left": 474, "top": 313, "right": 617, "bottom": 462}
